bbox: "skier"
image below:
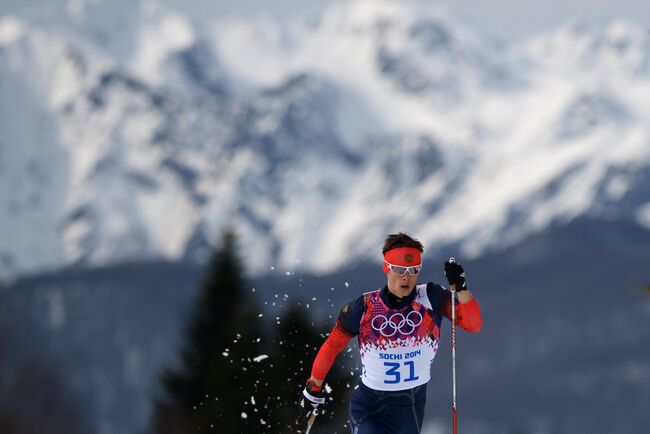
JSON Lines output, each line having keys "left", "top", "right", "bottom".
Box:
{"left": 299, "top": 232, "right": 482, "bottom": 433}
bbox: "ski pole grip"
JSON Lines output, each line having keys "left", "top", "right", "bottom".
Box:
{"left": 447, "top": 257, "right": 458, "bottom": 293}
{"left": 305, "top": 410, "right": 318, "bottom": 433}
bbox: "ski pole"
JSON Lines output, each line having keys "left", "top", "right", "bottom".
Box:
{"left": 451, "top": 279, "right": 458, "bottom": 434}
{"left": 305, "top": 409, "right": 318, "bottom": 434}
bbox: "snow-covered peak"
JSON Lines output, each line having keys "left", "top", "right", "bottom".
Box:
{"left": 522, "top": 19, "right": 650, "bottom": 75}
{"left": 0, "top": 16, "right": 25, "bottom": 46}
{"left": 128, "top": 6, "right": 196, "bottom": 83}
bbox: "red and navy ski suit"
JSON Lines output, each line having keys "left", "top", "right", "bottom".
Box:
{"left": 310, "top": 282, "right": 482, "bottom": 434}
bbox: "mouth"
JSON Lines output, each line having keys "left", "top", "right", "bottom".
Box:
{"left": 400, "top": 284, "right": 410, "bottom": 289}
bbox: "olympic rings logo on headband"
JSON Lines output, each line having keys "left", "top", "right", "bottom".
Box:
{"left": 371, "top": 311, "right": 423, "bottom": 337}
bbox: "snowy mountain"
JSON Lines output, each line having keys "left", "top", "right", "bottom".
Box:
{"left": 1, "top": 0, "right": 650, "bottom": 280}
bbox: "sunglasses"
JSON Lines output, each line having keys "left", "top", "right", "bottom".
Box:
{"left": 385, "top": 261, "right": 422, "bottom": 275}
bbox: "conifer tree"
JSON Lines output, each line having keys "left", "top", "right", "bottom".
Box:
{"left": 151, "top": 229, "right": 355, "bottom": 434}
{"left": 150, "top": 229, "right": 268, "bottom": 434}
{"left": 265, "top": 304, "right": 352, "bottom": 433}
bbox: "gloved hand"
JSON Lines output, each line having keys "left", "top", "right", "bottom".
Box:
{"left": 299, "top": 379, "right": 325, "bottom": 420}
{"left": 444, "top": 258, "right": 467, "bottom": 292}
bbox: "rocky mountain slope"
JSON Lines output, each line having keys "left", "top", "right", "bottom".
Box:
{"left": 1, "top": 0, "right": 648, "bottom": 280}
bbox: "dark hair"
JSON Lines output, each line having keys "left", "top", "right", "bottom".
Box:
{"left": 382, "top": 232, "right": 424, "bottom": 254}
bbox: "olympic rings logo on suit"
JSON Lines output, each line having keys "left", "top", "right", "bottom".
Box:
{"left": 371, "top": 311, "right": 423, "bottom": 337}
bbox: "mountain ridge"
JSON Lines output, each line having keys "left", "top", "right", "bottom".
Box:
{"left": 1, "top": 0, "right": 649, "bottom": 280}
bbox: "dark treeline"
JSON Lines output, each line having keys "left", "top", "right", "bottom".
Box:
{"left": 149, "top": 230, "right": 351, "bottom": 434}
{"left": 0, "top": 317, "right": 95, "bottom": 434}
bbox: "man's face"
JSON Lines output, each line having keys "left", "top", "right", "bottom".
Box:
{"left": 386, "top": 268, "right": 419, "bottom": 298}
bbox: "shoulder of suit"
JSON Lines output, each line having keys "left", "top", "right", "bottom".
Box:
{"left": 340, "top": 293, "right": 368, "bottom": 316}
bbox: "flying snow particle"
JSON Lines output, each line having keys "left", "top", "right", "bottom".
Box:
{"left": 325, "top": 384, "right": 332, "bottom": 393}
{"left": 345, "top": 282, "right": 349, "bottom": 288}
{"left": 253, "top": 355, "right": 269, "bottom": 362}
{"left": 222, "top": 352, "right": 229, "bottom": 357}
{"left": 251, "top": 396, "right": 256, "bottom": 405}
{"left": 241, "top": 412, "right": 248, "bottom": 419}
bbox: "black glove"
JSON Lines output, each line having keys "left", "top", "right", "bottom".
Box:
{"left": 299, "top": 379, "right": 325, "bottom": 420}
{"left": 444, "top": 257, "right": 467, "bottom": 292}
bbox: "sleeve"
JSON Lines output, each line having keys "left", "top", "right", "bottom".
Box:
{"left": 440, "top": 291, "right": 483, "bottom": 333}
{"left": 310, "top": 320, "right": 354, "bottom": 381}
{"left": 431, "top": 283, "right": 483, "bottom": 332}
{"left": 310, "top": 296, "right": 365, "bottom": 381}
